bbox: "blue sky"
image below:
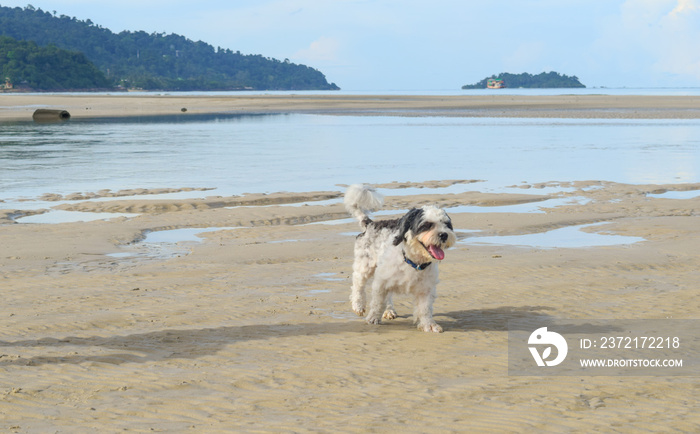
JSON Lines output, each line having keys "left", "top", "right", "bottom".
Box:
{"left": 2, "top": 0, "right": 700, "bottom": 90}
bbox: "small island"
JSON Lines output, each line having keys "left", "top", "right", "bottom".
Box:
{"left": 462, "top": 71, "right": 585, "bottom": 89}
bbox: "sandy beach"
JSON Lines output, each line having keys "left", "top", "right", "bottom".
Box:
{"left": 2, "top": 93, "right": 700, "bottom": 121}
{"left": 1, "top": 95, "right": 700, "bottom": 431}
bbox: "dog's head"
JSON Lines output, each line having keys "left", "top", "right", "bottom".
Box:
{"left": 393, "top": 205, "right": 456, "bottom": 263}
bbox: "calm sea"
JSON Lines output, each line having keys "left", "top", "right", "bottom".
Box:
{"left": 2, "top": 90, "right": 700, "bottom": 210}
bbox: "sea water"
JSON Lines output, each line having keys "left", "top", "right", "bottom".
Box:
{"left": 2, "top": 113, "right": 699, "bottom": 206}
{"left": 3, "top": 108, "right": 698, "bottom": 250}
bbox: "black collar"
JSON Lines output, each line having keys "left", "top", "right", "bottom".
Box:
{"left": 403, "top": 251, "right": 431, "bottom": 271}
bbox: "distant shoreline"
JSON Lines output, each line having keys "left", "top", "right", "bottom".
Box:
{"left": 2, "top": 94, "right": 700, "bottom": 122}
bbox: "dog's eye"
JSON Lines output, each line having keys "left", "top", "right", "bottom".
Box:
{"left": 418, "top": 222, "right": 434, "bottom": 232}
{"left": 446, "top": 221, "right": 453, "bottom": 230}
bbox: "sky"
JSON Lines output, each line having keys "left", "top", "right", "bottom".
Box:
{"left": 2, "top": 0, "right": 700, "bottom": 90}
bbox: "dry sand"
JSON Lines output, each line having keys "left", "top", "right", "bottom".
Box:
{"left": 1, "top": 95, "right": 700, "bottom": 431}
{"left": 2, "top": 93, "right": 700, "bottom": 121}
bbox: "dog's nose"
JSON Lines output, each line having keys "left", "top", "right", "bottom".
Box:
{"left": 439, "top": 232, "right": 448, "bottom": 242}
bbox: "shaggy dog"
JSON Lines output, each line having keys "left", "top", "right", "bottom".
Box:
{"left": 344, "top": 184, "right": 456, "bottom": 332}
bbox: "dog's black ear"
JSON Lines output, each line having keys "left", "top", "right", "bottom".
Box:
{"left": 393, "top": 208, "right": 423, "bottom": 246}
{"left": 445, "top": 212, "right": 453, "bottom": 230}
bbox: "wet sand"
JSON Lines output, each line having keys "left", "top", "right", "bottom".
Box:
{"left": 2, "top": 93, "right": 700, "bottom": 121}
{"left": 1, "top": 179, "right": 700, "bottom": 431}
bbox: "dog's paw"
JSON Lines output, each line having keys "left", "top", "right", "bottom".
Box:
{"left": 382, "top": 308, "right": 397, "bottom": 320}
{"left": 351, "top": 300, "right": 366, "bottom": 316}
{"left": 366, "top": 315, "right": 382, "bottom": 325}
{"left": 419, "top": 322, "right": 443, "bottom": 333}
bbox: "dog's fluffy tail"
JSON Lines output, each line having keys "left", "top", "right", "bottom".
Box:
{"left": 344, "top": 184, "right": 384, "bottom": 226}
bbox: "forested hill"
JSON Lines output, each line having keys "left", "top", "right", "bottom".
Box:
{"left": 0, "top": 5, "right": 340, "bottom": 91}
{"left": 0, "top": 35, "right": 111, "bottom": 90}
{"left": 462, "top": 72, "right": 585, "bottom": 89}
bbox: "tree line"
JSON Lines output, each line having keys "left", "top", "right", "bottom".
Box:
{"left": 0, "top": 5, "right": 339, "bottom": 91}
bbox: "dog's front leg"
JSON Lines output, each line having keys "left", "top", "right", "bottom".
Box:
{"left": 414, "top": 289, "right": 443, "bottom": 333}
{"left": 382, "top": 295, "right": 397, "bottom": 320}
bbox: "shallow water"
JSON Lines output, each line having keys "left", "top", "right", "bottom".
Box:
{"left": 105, "top": 226, "right": 240, "bottom": 260}
{"left": 127, "top": 220, "right": 646, "bottom": 258}
{"left": 459, "top": 223, "right": 646, "bottom": 249}
{"left": 141, "top": 227, "right": 239, "bottom": 243}
{"left": 646, "top": 190, "right": 700, "bottom": 199}
{"left": 2, "top": 114, "right": 700, "bottom": 207}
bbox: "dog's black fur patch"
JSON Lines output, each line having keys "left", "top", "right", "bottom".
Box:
{"left": 357, "top": 217, "right": 401, "bottom": 239}
{"left": 393, "top": 208, "right": 424, "bottom": 246}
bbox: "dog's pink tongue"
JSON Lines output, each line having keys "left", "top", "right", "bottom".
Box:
{"left": 428, "top": 245, "right": 445, "bottom": 260}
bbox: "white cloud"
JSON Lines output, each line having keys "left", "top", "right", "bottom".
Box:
{"left": 589, "top": 0, "right": 700, "bottom": 85}
{"left": 671, "top": 0, "right": 700, "bottom": 15}
{"left": 655, "top": 0, "right": 700, "bottom": 80}
{"left": 612, "top": 0, "right": 700, "bottom": 82}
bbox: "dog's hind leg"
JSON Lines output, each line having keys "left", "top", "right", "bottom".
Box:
{"left": 350, "top": 260, "right": 373, "bottom": 316}
{"left": 366, "top": 280, "right": 391, "bottom": 325}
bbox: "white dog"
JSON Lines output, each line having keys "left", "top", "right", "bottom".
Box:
{"left": 344, "top": 184, "right": 456, "bottom": 332}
